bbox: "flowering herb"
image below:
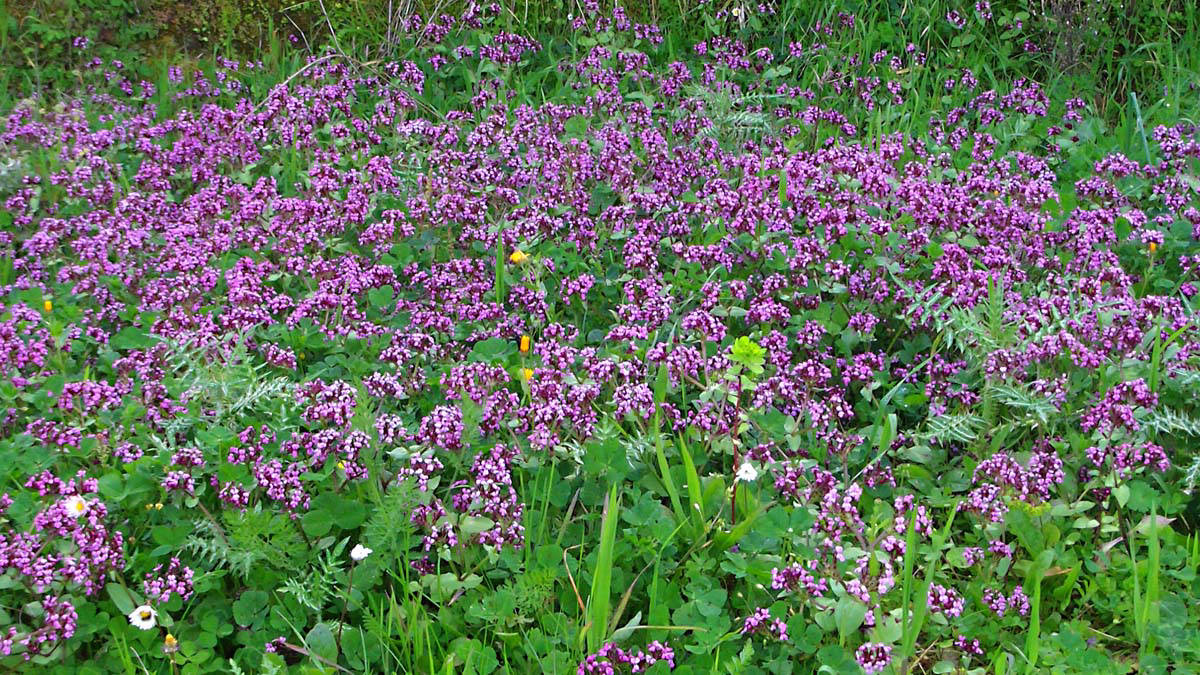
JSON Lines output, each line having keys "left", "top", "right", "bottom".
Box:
{"left": 0, "top": 2, "right": 1198, "bottom": 673}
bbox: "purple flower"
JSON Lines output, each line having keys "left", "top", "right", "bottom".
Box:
{"left": 143, "top": 557, "right": 195, "bottom": 603}
{"left": 856, "top": 642, "right": 892, "bottom": 674}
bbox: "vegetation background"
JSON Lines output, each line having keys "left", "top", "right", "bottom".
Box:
{"left": 2, "top": 1, "right": 1200, "bottom": 674}
{"left": 3, "top": 0, "right": 1199, "bottom": 121}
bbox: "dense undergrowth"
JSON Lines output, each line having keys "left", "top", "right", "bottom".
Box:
{"left": 1, "top": 2, "right": 1200, "bottom": 674}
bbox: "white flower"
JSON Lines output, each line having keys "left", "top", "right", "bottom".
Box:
{"left": 129, "top": 605, "right": 157, "bottom": 630}
{"left": 63, "top": 496, "right": 88, "bottom": 519}
{"left": 350, "top": 544, "right": 372, "bottom": 561}
{"left": 735, "top": 461, "right": 759, "bottom": 483}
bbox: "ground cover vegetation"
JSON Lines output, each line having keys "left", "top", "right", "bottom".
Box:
{"left": 1, "top": 1, "right": 1200, "bottom": 673}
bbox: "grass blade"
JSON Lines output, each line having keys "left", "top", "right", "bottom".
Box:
{"left": 586, "top": 484, "right": 620, "bottom": 653}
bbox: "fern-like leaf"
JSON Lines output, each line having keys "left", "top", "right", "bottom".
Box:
{"left": 921, "top": 413, "right": 985, "bottom": 444}
{"left": 1143, "top": 407, "right": 1200, "bottom": 437}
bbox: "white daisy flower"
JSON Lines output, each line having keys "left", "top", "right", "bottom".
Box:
{"left": 129, "top": 604, "right": 157, "bottom": 630}
{"left": 350, "top": 544, "right": 372, "bottom": 561}
{"left": 735, "top": 461, "right": 759, "bottom": 483}
{"left": 64, "top": 496, "right": 88, "bottom": 519}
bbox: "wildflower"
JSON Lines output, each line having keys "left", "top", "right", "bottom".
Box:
{"left": 519, "top": 335, "right": 531, "bottom": 353}
{"left": 128, "top": 605, "right": 157, "bottom": 630}
{"left": 43, "top": 299, "right": 52, "bottom": 312}
{"left": 856, "top": 642, "right": 893, "bottom": 674}
{"left": 350, "top": 544, "right": 372, "bottom": 561}
{"left": 1149, "top": 241, "right": 1158, "bottom": 253}
{"left": 163, "top": 633, "right": 179, "bottom": 654}
{"left": 735, "top": 462, "right": 759, "bottom": 483}
{"left": 522, "top": 368, "right": 533, "bottom": 381}
{"left": 64, "top": 495, "right": 88, "bottom": 518}
{"left": 509, "top": 250, "right": 529, "bottom": 264}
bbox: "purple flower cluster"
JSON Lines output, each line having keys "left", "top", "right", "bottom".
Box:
{"left": 855, "top": 642, "right": 892, "bottom": 674}
{"left": 0, "top": 471, "right": 121, "bottom": 658}
{"left": 983, "top": 585, "right": 1031, "bottom": 618}
{"left": 741, "top": 607, "right": 789, "bottom": 641}
{"left": 143, "top": 557, "right": 195, "bottom": 603}
{"left": 450, "top": 444, "right": 525, "bottom": 549}
{"left": 578, "top": 641, "right": 676, "bottom": 674}
{"left": 927, "top": 583, "right": 965, "bottom": 618}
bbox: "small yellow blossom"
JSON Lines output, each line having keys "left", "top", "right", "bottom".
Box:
{"left": 163, "top": 633, "right": 179, "bottom": 654}
{"left": 337, "top": 461, "right": 346, "bottom": 470}
{"left": 519, "top": 335, "right": 531, "bottom": 353}
{"left": 522, "top": 368, "right": 534, "bottom": 381}
{"left": 43, "top": 299, "right": 52, "bottom": 312}
{"left": 509, "top": 250, "right": 529, "bottom": 264}
{"left": 1149, "top": 242, "right": 1158, "bottom": 254}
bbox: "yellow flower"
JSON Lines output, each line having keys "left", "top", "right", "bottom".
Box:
{"left": 155, "top": 502, "right": 163, "bottom": 510}
{"left": 1149, "top": 242, "right": 1158, "bottom": 254}
{"left": 519, "top": 335, "right": 531, "bottom": 354}
{"left": 522, "top": 368, "right": 534, "bottom": 381}
{"left": 43, "top": 299, "right": 52, "bottom": 312}
{"left": 509, "top": 250, "right": 529, "bottom": 264}
{"left": 337, "top": 461, "right": 346, "bottom": 470}
{"left": 163, "top": 633, "right": 179, "bottom": 654}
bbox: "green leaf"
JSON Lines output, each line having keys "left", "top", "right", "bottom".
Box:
{"left": 834, "top": 596, "right": 867, "bottom": 642}
{"left": 97, "top": 473, "right": 125, "bottom": 499}
{"left": 106, "top": 583, "right": 136, "bottom": 616}
{"left": 366, "top": 285, "right": 394, "bottom": 310}
{"left": 1114, "top": 483, "right": 1131, "bottom": 508}
{"left": 305, "top": 623, "right": 338, "bottom": 664}
{"left": 563, "top": 115, "right": 589, "bottom": 138}
{"left": 301, "top": 509, "right": 334, "bottom": 537}
{"left": 460, "top": 515, "right": 496, "bottom": 536}
{"left": 1006, "top": 508, "right": 1044, "bottom": 556}
{"left": 233, "top": 590, "right": 269, "bottom": 627}
{"left": 468, "top": 337, "right": 511, "bottom": 364}
{"left": 729, "top": 336, "right": 766, "bottom": 373}
{"left": 583, "top": 436, "right": 628, "bottom": 482}
{"left": 109, "top": 326, "right": 154, "bottom": 350}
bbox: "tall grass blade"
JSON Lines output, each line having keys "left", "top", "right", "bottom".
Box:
{"left": 586, "top": 484, "right": 620, "bottom": 653}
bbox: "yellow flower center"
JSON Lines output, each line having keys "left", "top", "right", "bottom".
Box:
{"left": 140, "top": 611, "right": 152, "bottom": 620}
